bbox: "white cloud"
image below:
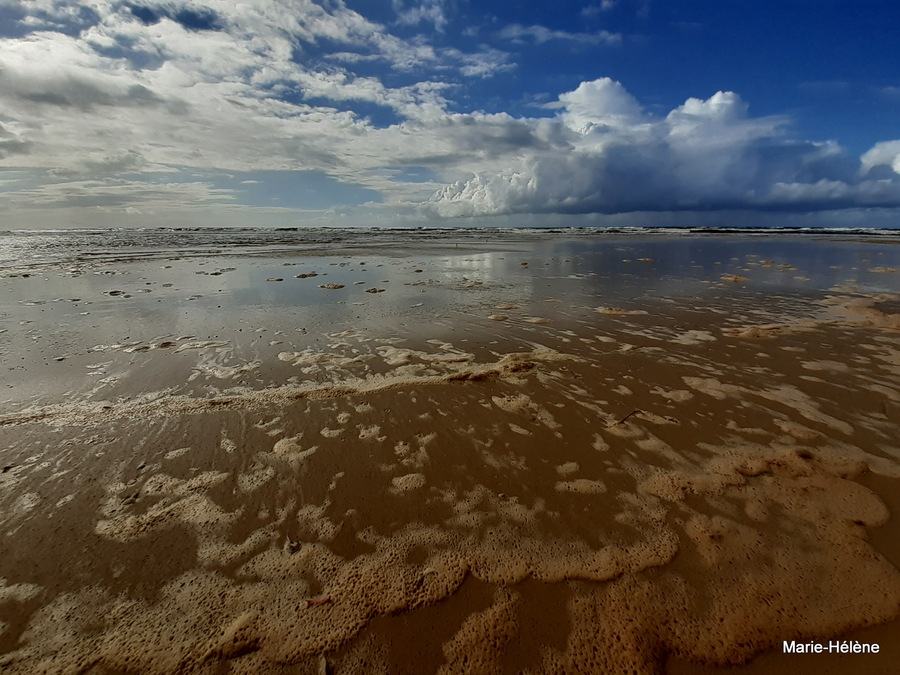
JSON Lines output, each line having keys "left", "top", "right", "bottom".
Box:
{"left": 0, "top": 0, "right": 485, "bottom": 178}
{"left": 498, "top": 23, "right": 621, "bottom": 46}
{"left": 288, "top": 69, "right": 451, "bottom": 121}
{"left": 861, "top": 140, "right": 900, "bottom": 176}
{"left": 558, "top": 77, "right": 643, "bottom": 132}
{"left": 393, "top": 0, "right": 448, "bottom": 32}
{"left": 426, "top": 78, "right": 900, "bottom": 218}
{"left": 445, "top": 46, "right": 514, "bottom": 78}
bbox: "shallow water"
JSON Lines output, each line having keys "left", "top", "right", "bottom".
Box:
{"left": 4, "top": 231, "right": 900, "bottom": 407}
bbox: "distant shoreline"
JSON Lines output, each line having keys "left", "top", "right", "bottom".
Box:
{"left": 4, "top": 224, "right": 900, "bottom": 235}
{"left": 3, "top": 225, "right": 900, "bottom": 274}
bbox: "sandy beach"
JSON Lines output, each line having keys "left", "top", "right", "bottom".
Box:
{"left": 1, "top": 229, "right": 899, "bottom": 673}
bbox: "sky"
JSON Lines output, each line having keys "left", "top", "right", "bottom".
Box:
{"left": 0, "top": 0, "right": 899, "bottom": 229}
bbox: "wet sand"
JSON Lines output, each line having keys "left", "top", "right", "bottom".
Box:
{"left": 1, "top": 232, "right": 900, "bottom": 673}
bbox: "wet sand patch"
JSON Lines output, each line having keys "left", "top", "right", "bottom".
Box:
{"left": 2, "top": 235, "right": 900, "bottom": 673}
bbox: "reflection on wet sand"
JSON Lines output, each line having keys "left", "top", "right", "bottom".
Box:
{"left": 1, "top": 233, "right": 900, "bottom": 673}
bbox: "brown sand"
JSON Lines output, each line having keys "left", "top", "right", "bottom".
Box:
{"left": 1, "top": 251, "right": 900, "bottom": 673}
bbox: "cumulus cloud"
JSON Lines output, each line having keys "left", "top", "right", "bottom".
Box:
{"left": 558, "top": 78, "right": 643, "bottom": 132}
{"left": 427, "top": 78, "right": 900, "bottom": 217}
{"left": 861, "top": 140, "right": 900, "bottom": 176}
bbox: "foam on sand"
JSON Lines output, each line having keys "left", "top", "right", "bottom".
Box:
{"left": 0, "top": 346, "right": 574, "bottom": 429}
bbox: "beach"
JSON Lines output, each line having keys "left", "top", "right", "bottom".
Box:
{"left": 1, "top": 228, "right": 899, "bottom": 673}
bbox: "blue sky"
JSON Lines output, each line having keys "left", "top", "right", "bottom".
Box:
{"left": 0, "top": 0, "right": 899, "bottom": 228}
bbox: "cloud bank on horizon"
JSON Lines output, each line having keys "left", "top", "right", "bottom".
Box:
{"left": 1, "top": 0, "right": 899, "bottom": 228}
